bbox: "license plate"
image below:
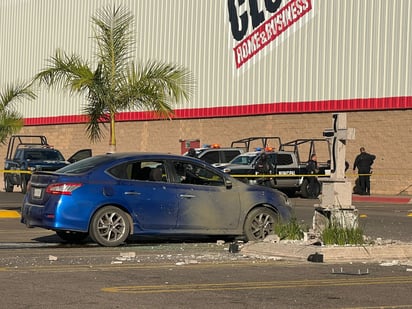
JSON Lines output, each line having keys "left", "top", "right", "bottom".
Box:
{"left": 33, "top": 188, "right": 43, "bottom": 198}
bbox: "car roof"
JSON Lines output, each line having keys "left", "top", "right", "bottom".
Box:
{"left": 91, "top": 152, "right": 223, "bottom": 166}
{"left": 98, "top": 152, "right": 197, "bottom": 160}
{"left": 183, "top": 147, "right": 242, "bottom": 156}
{"left": 239, "top": 150, "right": 293, "bottom": 156}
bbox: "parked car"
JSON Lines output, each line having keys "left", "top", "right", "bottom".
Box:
{"left": 220, "top": 150, "right": 329, "bottom": 198}
{"left": 183, "top": 145, "right": 244, "bottom": 167}
{"left": 21, "top": 152, "right": 292, "bottom": 247}
{"left": 4, "top": 135, "right": 91, "bottom": 193}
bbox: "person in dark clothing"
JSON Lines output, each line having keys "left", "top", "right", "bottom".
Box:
{"left": 255, "top": 152, "right": 273, "bottom": 174}
{"left": 187, "top": 148, "right": 197, "bottom": 158}
{"left": 353, "top": 147, "right": 376, "bottom": 195}
{"left": 306, "top": 154, "right": 320, "bottom": 198}
{"left": 255, "top": 152, "right": 274, "bottom": 187}
{"left": 307, "top": 154, "right": 319, "bottom": 175}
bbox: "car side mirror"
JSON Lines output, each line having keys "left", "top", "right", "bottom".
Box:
{"left": 225, "top": 178, "right": 232, "bottom": 189}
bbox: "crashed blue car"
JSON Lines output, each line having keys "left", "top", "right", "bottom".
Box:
{"left": 21, "top": 153, "right": 292, "bottom": 247}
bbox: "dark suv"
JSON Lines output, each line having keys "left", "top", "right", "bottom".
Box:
{"left": 4, "top": 135, "right": 91, "bottom": 193}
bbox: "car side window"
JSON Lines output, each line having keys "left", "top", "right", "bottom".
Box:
{"left": 276, "top": 154, "right": 293, "bottom": 165}
{"left": 199, "top": 151, "right": 219, "bottom": 164}
{"left": 224, "top": 150, "right": 241, "bottom": 162}
{"left": 172, "top": 161, "right": 224, "bottom": 186}
{"left": 109, "top": 160, "right": 167, "bottom": 182}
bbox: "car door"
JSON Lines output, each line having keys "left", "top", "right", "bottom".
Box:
{"left": 168, "top": 159, "right": 241, "bottom": 231}
{"left": 272, "top": 153, "right": 299, "bottom": 186}
{"left": 109, "top": 160, "right": 179, "bottom": 230}
{"left": 67, "top": 149, "right": 93, "bottom": 163}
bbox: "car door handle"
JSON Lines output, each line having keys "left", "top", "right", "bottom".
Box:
{"left": 124, "top": 191, "right": 141, "bottom": 195}
{"left": 179, "top": 194, "right": 196, "bottom": 199}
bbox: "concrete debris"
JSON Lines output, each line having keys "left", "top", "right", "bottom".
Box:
{"left": 263, "top": 235, "right": 280, "bottom": 243}
{"left": 115, "top": 252, "right": 136, "bottom": 261}
{"left": 185, "top": 259, "right": 199, "bottom": 264}
{"left": 266, "top": 256, "right": 283, "bottom": 261}
{"left": 379, "top": 260, "right": 400, "bottom": 266}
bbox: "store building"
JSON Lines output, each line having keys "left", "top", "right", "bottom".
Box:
{"left": 1, "top": 0, "right": 411, "bottom": 194}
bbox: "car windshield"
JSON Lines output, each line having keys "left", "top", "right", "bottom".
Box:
{"left": 230, "top": 153, "right": 258, "bottom": 165}
{"left": 57, "top": 155, "right": 113, "bottom": 174}
{"left": 24, "top": 149, "right": 65, "bottom": 161}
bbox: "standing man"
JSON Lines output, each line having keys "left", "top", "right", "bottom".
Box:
{"left": 306, "top": 154, "right": 320, "bottom": 198}
{"left": 353, "top": 147, "right": 376, "bottom": 195}
{"left": 307, "top": 153, "right": 319, "bottom": 175}
{"left": 255, "top": 152, "right": 275, "bottom": 187}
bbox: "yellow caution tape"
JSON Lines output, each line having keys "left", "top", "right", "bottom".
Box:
{"left": 230, "top": 173, "right": 374, "bottom": 178}
{"left": 0, "top": 170, "right": 32, "bottom": 174}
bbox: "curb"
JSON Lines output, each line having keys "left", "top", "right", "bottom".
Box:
{"left": 352, "top": 195, "right": 412, "bottom": 204}
{"left": 241, "top": 242, "right": 412, "bottom": 263}
{"left": 0, "top": 210, "right": 21, "bottom": 219}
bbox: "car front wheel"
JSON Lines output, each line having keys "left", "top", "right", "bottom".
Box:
{"left": 89, "top": 206, "right": 130, "bottom": 247}
{"left": 243, "top": 208, "right": 279, "bottom": 241}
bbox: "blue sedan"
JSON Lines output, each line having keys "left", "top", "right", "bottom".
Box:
{"left": 21, "top": 153, "right": 292, "bottom": 246}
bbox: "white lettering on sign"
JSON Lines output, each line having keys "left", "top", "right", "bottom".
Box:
{"left": 228, "top": 0, "right": 313, "bottom": 69}
{"left": 278, "top": 170, "right": 296, "bottom": 175}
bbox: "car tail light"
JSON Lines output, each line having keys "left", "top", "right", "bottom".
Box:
{"left": 46, "top": 183, "right": 82, "bottom": 195}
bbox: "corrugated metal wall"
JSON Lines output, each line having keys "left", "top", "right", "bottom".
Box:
{"left": 0, "top": 0, "right": 411, "bottom": 120}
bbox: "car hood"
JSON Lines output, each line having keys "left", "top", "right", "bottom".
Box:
{"left": 222, "top": 164, "right": 254, "bottom": 172}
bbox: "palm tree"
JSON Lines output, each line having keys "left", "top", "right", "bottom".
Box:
{"left": 0, "top": 83, "right": 36, "bottom": 144}
{"left": 35, "top": 5, "right": 194, "bottom": 153}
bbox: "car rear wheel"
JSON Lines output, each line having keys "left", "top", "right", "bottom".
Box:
{"left": 89, "top": 206, "right": 130, "bottom": 247}
{"left": 56, "top": 230, "right": 89, "bottom": 243}
{"left": 4, "top": 176, "right": 13, "bottom": 192}
{"left": 243, "top": 208, "right": 279, "bottom": 241}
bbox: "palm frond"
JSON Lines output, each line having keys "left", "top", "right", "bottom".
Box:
{"left": 0, "top": 110, "right": 24, "bottom": 144}
{"left": 35, "top": 49, "right": 94, "bottom": 95}
{"left": 83, "top": 66, "right": 111, "bottom": 142}
{"left": 83, "top": 94, "right": 110, "bottom": 143}
{"left": 140, "top": 61, "right": 195, "bottom": 102}
{"left": 0, "top": 82, "right": 36, "bottom": 110}
{"left": 92, "top": 5, "right": 134, "bottom": 81}
{"left": 0, "top": 82, "right": 35, "bottom": 144}
{"left": 122, "top": 61, "right": 195, "bottom": 116}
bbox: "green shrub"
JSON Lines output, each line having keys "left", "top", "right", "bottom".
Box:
{"left": 275, "top": 217, "right": 306, "bottom": 240}
{"left": 321, "top": 224, "right": 364, "bottom": 245}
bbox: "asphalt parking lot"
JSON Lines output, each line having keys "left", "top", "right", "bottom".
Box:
{"left": 1, "top": 192, "right": 412, "bottom": 308}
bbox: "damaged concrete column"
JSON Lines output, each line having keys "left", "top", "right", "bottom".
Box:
{"left": 313, "top": 113, "right": 358, "bottom": 237}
